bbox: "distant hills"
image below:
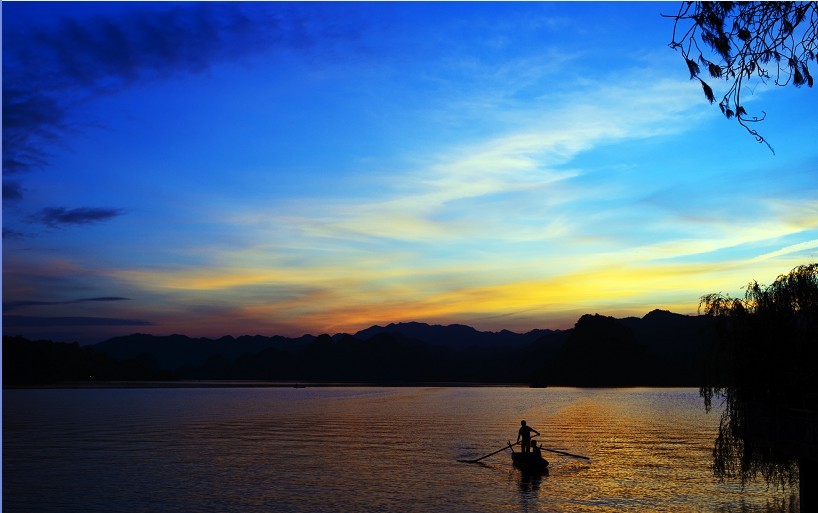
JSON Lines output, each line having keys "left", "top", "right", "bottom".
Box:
{"left": 3, "top": 309, "right": 715, "bottom": 387}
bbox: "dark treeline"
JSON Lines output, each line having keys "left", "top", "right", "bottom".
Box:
{"left": 3, "top": 336, "right": 175, "bottom": 386}
{"left": 3, "top": 309, "right": 714, "bottom": 387}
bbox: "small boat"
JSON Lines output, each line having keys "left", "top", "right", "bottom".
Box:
{"left": 511, "top": 450, "right": 549, "bottom": 473}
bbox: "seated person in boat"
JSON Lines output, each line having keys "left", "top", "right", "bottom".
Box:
{"left": 531, "top": 441, "right": 543, "bottom": 459}
{"left": 517, "top": 420, "right": 540, "bottom": 453}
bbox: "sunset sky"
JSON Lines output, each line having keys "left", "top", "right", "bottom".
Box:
{"left": 3, "top": 2, "right": 818, "bottom": 343}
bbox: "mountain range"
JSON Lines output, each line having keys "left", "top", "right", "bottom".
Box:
{"left": 4, "top": 309, "right": 715, "bottom": 387}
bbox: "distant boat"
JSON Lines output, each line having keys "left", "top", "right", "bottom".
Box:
{"left": 511, "top": 450, "right": 549, "bottom": 473}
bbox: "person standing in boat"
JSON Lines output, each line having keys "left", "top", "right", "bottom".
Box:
{"left": 517, "top": 420, "right": 540, "bottom": 453}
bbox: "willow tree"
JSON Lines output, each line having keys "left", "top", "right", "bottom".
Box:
{"left": 666, "top": 2, "right": 818, "bottom": 153}
{"left": 699, "top": 263, "right": 818, "bottom": 509}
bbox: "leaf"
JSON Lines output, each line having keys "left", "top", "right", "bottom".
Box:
{"left": 702, "top": 30, "right": 718, "bottom": 52}
{"left": 702, "top": 30, "right": 731, "bottom": 60}
{"left": 783, "top": 19, "right": 793, "bottom": 34}
{"left": 686, "top": 58, "right": 701, "bottom": 79}
{"left": 709, "top": 63, "right": 723, "bottom": 78}
{"left": 795, "top": 5, "right": 807, "bottom": 25}
{"left": 737, "top": 28, "right": 751, "bottom": 41}
{"left": 715, "top": 35, "right": 731, "bottom": 60}
{"left": 794, "top": 68, "right": 804, "bottom": 86}
{"left": 725, "top": 108, "right": 735, "bottom": 119}
{"left": 700, "top": 79, "right": 715, "bottom": 103}
{"left": 737, "top": 106, "right": 747, "bottom": 116}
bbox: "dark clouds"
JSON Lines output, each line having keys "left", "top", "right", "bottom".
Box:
{"left": 3, "top": 180, "right": 24, "bottom": 202}
{"left": 2, "top": 228, "right": 25, "bottom": 240}
{"left": 4, "top": 296, "right": 131, "bottom": 312}
{"left": 2, "top": 88, "right": 67, "bottom": 176}
{"left": 2, "top": 3, "right": 362, "bottom": 180}
{"left": 3, "top": 4, "right": 241, "bottom": 178}
{"left": 3, "top": 316, "right": 153, "bottom": 327}
{"left": 29, "top": 207, "right": 125, "bottom": 227}
{"left": 3, "top": 297, "right": 151, "bottom": 331}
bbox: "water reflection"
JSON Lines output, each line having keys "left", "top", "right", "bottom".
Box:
{"left": 3, "top": 387, "right": 799, "bottom": 513}
{"left": 516, "top": 467, "right": 545, "bottom": 493}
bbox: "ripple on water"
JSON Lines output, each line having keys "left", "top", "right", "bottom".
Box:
{"left": 3, "top": 387, "right": 800, "bottom": 513}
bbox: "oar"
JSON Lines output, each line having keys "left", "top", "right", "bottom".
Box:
{"left": 460, "top": 434, "right": 539, "bottom": 463}
{"left": 539, "top": 447, "right": 590, "bottom": 460}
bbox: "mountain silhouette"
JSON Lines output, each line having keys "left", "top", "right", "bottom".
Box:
{"left": 91, "top": 333, "right": 314, "bottom": 372}
{"left": 546, "top": 313, "right": 654, "bottom": 386}
{"left": 353, "top": 322, "right": 552, "bottom": 350}
{"left": 619, "top": 309, "right": 713, "bottom": 384}
{"left": 4, "top": 310, "right": 714, "bottom": 386}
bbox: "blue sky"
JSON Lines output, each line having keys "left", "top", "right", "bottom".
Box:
{"left": 3, "top": 2, "right": 817, "bottom": 343}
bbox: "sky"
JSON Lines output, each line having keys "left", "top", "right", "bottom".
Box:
{"left": 3, "top": 2, "right": 818, "bottom": 344}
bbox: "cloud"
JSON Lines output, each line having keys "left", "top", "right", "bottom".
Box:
{"left": 3, "top": 316, "right": 153, "bottom": 328}
{"left": 1, "top": 88, "right": 68, "bottom": 176}
{"left": 29, "top": 207, "right": 125, "bottom": 227}
{"left": 256, "top": 75, "right": 706, "bottom": 250}
{"left": 749, "top": 239, "right": 818, "bottom": 263}
{"left": 3, "top": 180, "right": 24, "bottom": 202}
{"left": 2, "top": 4, "right": 362, "bottom": 181}
{"left": 4, "top": 296, "right": 131, "bottom": 312}
{"left": 2, "top": 228, "right": 26, "bottom": 240}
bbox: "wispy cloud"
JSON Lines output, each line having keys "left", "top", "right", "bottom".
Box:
{"left": 4, "top": 296, "right": 131, "bottom": 312}
{"left": 2, "top": 2, "right": 363, "bottom": 196}
{"left": 29, "top": 207, "right": 125, "bottom": 227}
{"left": 749, "top": 239, "right": 818, "bottom": 263}
{"left": 2, "top": 228, "right": 26, "bottom": 240}
{"left": 257, "top": 73, "right": 707, "bottom": 248}
{"left": 3, "top": 316, "right": 152, "bottom": 328}
{"left": 2, "top": 180, "right": 24, "bottom": 203}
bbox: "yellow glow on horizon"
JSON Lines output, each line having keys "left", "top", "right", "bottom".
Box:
{"left": 108, "top": 249, "right": 812, "bottom": 336}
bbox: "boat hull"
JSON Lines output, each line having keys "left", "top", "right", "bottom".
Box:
{"left": 511, "top": 451, "right": 549, "bottom": 473}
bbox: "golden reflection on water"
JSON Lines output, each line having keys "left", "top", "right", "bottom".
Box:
{"left": 3, "top": 387, "right": 801, "bottom": 513}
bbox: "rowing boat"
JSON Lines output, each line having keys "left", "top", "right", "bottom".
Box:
{"left": 510, "top": 450, "right": 549, "bottom": 473}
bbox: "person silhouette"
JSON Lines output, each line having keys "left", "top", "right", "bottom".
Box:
{"left": 517, "top": 420, "right": 540, "bottom": 453}
{"left": 531, "top": 440, "right": 543, "bottom": 459}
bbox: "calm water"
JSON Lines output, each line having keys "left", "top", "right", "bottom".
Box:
{"left": 3, "top": 387, "right": 799, "bottom": 512}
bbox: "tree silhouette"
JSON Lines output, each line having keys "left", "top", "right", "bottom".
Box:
{"left": 699, "top": 263, "right": 818, "bottom": 508}
{"left": 666, "top": 2, "right": 818, "bottom": 153}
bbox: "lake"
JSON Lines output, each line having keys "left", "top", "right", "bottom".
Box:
{"left": 3, "top": 387, "right": 800, "bottom": 512}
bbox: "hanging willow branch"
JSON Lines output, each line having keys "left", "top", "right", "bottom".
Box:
{"left": 699, "top": 263, "right": 818, "bottom": 487}
{"left": 665, "top": 2, "right": 818, "bottom": 153}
